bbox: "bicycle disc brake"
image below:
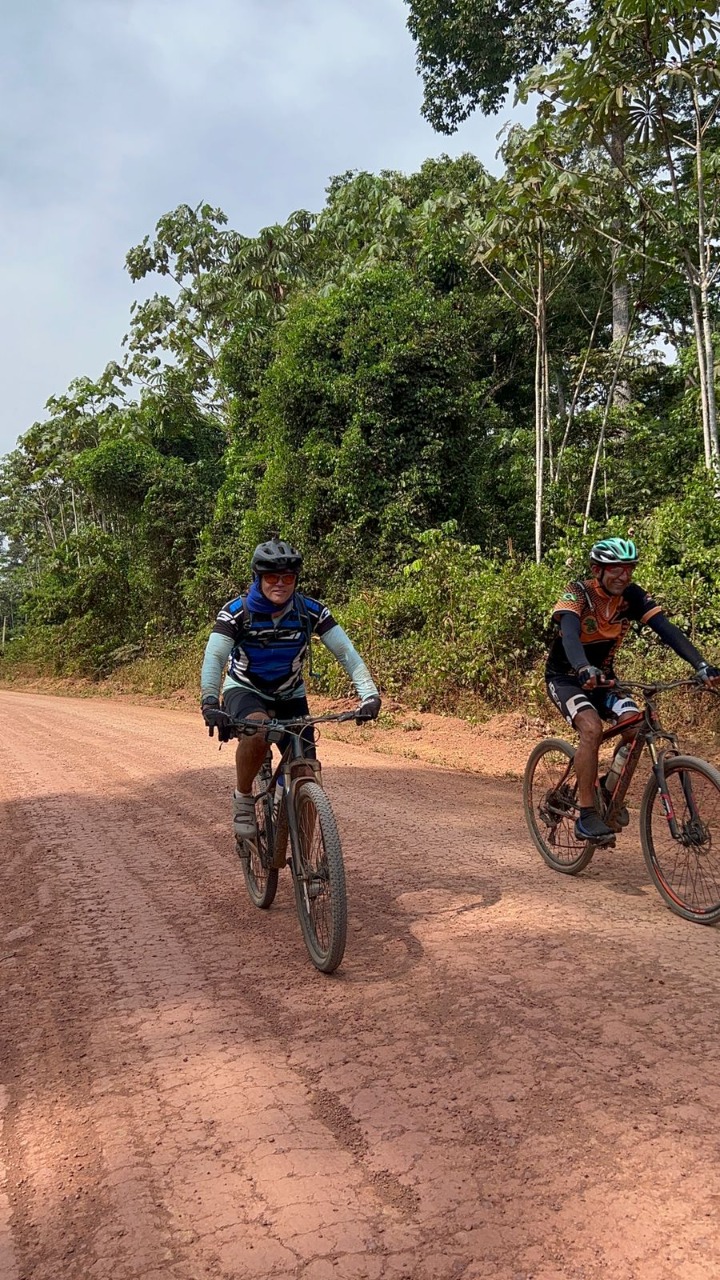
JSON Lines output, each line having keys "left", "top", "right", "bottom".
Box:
{"left": 680, "top": 818, "right": 711, "bottom": 849}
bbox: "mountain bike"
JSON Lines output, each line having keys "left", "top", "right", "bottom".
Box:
{"left": 225, "top": 710, "right": 358, "bottom": 973}
{"left": 524, "top": 678, "right": 720, "bottom": 924}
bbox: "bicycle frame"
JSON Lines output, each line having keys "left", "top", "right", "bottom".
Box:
{"left": 230, "top": 711, "right": 356, "bottom": 870}
{"left": 258, "top": 725, "right": 321, "bottom": 870}
{"left": 580, "top": 684, "right": 705, "bottom": 840}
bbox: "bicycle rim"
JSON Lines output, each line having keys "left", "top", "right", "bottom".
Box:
{"left": 239, "top": 768, "right": 278, "bottom": 910}
{"left": 291, "top": 782, "right": 347, "bottom": 973}
{"left": 641, "top": 756, "right": 720, "bottom": 924}
{"left": 523, "top": 738, "right": 595, "bottom": 874}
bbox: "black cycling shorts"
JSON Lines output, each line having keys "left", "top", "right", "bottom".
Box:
{"left": 221, "top": 687, "right": 316, "bottom": 758}
{"left": 546, "top": 675, "right": 640, "bottom": 728}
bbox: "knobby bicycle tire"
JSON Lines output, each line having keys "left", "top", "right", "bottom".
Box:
{"left": 290, "top": 781, "right": 347, "bottom": 973}
{"left": 640, "top": 754, "right": 720, "bottom": 925}
{"left": 523, "top": 738, "right": 596, "bottom": 874}
{"left": 239, "top": 765, "right": 279, "bottom": 910}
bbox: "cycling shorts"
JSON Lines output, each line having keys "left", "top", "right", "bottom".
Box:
{"left": 221, "top": 687, "right": 316, "bottom": 757}
{"left": 546, "top": 675, "right": 640, "bottom": 728}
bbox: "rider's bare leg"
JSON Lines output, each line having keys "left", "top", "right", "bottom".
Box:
{"left": 616, "top": 711, "right": 640, "bottom": 747}
{"left": 235, "top": 715, "right": 315, "bottom": 792}
{"left": 573, "top": 708, "right": 604, "bottom": 808}
{"left": 235, "top": 712, "right": 270, "bottom": 792}
{"left": 600, "top": 711, "right": 640, "bottom": 795}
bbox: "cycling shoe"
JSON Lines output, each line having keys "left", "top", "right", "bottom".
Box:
{"left": 575, "top": 811, "right": 616, "bottom": 844}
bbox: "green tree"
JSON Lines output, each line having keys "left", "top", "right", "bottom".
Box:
{"left": 404, "top": 0, "right": 580, "bottom": 124}
{"left": 528, "top": 0, "right": 720, "bottom": 467}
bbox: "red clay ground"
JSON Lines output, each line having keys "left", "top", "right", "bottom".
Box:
{"left": 2, "top": 690, "right": 720, "bottom": 1280}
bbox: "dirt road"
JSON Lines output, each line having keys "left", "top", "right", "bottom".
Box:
{"left": 2, "top": 692, "right": 720, "bottom": 1280}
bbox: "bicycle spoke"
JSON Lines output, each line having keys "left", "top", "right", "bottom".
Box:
{"left": 524, "top": 739, "right": 595, "bottom": 874}
{"left": 643, "top": 759, "right": 720, "bottom": 921}
{"left": 239, "top": 762, "right": 278, "bottom": 910}
{"left": 292, "top": 783, "right": 347, "bottom": 973}
{"left": 298, "top": 797, "right": 332, "bottom": 948}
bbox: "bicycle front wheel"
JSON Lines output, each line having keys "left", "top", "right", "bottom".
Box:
{"left": 523, "top": 738, "right": 596, "bottom": 874}
{"left": 239, "top": 764, "right": 279, "bottom": 910}
{"left": 291, "top": 782, "right": 347, "bottom": 973}
{"left": 640, "top": 755, "right": 720, "bottom": 924}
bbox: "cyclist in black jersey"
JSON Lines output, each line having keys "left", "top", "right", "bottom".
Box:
{"left": 546, "top": 537, "right": 720, "bottom": 844}
{"left": 200, "top": 537, "right": 381, "bottom": 843}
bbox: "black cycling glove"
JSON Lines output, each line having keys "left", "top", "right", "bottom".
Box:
{"left": 201, "top": 696, "right": 233, "bottom": 741}
{"left": 697, "top": 662, "right": 720, "bottom": 684}
{"left": 356, "top": 694, "right": 382, "bottom": 724}
{"left": 577, "top": 665, "right": 611, "bottom": 690}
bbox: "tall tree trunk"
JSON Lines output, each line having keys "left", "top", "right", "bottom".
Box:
{"left": 699, "top": 277, "right": 719, "bottom": 466}
{"left": 58, "top": 501, "right": 69, "bottom": 546}
{"left": 70, "top": 486, "right": 82, "bottom": 569}
{"left": 693, "top": 90, "right": 720, "bottom": 466}
{"left": 688, "top": 286, "right": 713, "bottom": 467}
{"left": 583, "top": 320, "right": 635, "bottom": 534}
{"left": 555, "top": 286, "right": 608, "bottom": 484}
{"left": 609, "top": 128, "right": 632, "bottom": 410}
{"left": 534, "top": 231, "right": 546, "bottom": 564}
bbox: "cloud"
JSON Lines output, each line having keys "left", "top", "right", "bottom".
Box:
{"left": 0, "top": 0, "right": 527, "bottom": 455}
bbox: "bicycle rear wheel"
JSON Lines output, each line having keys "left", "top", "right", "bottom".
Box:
{"left": 239, "top": 760, "right": 278, "bottom": 910}
{"left": 523, "top": 738, "right": 596, "bottom": 874}
{"left": 290, "top": 781, "right": 347, "bottom": 973}
{"left": 640, "top": 755, "right": 720, "bottom": 924}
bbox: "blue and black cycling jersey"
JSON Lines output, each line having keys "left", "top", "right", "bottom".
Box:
{"left": 201, "top": 577, "right": 378, "bottom": 705}
{"left": 211, "top": 591, "right": 337, "bottom": 696}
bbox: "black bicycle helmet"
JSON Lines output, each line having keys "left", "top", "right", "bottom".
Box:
{"left": 250, "top": 536, "right": 303, "bottom": 576}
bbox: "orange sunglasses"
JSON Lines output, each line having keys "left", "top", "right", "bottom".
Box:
{"left": 262, "top": 572, "right": 297, "bottom": 586}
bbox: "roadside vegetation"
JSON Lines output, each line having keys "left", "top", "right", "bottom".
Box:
{"left": 2, "top": 0, "right": 720, "bottom": 721}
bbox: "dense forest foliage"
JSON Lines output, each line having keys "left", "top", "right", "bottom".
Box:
{"left": 2, "top": 0, "right": 720, "bottom": 710}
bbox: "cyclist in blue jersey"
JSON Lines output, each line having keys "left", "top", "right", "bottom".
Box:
{"left": 200, "top": 537, "right": 381, "bottom": 841}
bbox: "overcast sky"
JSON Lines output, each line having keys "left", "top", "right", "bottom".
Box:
{"left": 1, "top": 0, "right": 528, "bottom": 458}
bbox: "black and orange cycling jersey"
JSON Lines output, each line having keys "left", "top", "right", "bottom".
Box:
{"left": 546, "top": 578, "right": 662, "bottom": 678}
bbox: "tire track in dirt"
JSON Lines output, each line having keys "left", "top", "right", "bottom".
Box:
{"left": 0, "top": 696, "right": 438, "bottom": 1278}
{"left": 2, "top": 691, "right": 720, "bottom": 1280}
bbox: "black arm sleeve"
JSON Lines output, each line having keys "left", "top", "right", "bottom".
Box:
{"left": 559, "top": 612, "right": 589, "bottom": 671}
{"left": 646, "top": 612, "right": 705, "bottom": 669}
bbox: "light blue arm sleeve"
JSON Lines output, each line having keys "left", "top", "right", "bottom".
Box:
{"left": 200, "top": 632, "right": 234, "bottom": 701}
{"left": 320, "top": 624, "right": 378, "bottom": 701}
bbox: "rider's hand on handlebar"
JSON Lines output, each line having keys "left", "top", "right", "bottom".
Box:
{"left": 201, "top": 696, "right": 234, "bottom": 741}
{"left": 355, "top": 694, "right": 382, "bottom": 724}
{"left": 697, "top": 662, "right": 720, "bottom": 687}
{"left": 577, "top": 665, "right": 614, "bottom": 691}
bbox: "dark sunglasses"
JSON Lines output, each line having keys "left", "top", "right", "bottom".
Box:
{"left": 262, "top": 572, "right": 297, "bottom": 586}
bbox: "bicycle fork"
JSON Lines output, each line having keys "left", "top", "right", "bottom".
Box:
{"left": 645, "top": 741, "right": 701, "bottom": 842}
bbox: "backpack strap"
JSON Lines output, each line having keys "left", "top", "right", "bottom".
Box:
{"left": 296, "top": 594, "right": 319, "bottom": 679}
{"left": 546, "top": 579, "right": 594, "bottom": 647}
{"left": 568, "top": 580, "right": 593, "bottom": 613}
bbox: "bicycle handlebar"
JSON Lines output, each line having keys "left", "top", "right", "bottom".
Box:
{"left": 612, "top": 676, "right": 717, "bottom": 696}
{"left": 219, "top": 709, "right": 362, "bottom": 741}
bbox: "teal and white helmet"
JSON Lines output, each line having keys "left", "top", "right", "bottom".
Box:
{"left": 590, "top": 537, "right": 638, "bottom": 565}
